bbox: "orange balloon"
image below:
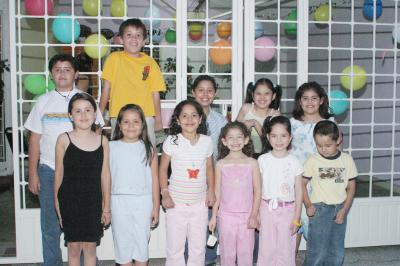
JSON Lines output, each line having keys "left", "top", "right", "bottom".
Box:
{"left": 209, "top": 39, "right": 231, "bottom": 65}
{"left": 217, "top": 22, "right": 232, "bottom": 39}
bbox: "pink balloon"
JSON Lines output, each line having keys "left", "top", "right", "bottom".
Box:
{"left": 254, "top": 36, "right": 276, "bottom": 62}
{"left": 25, "top": 0, "right": 53, "bottom": 16}
{"left": 161, "top": 108, "right": 174, "bottom": 128}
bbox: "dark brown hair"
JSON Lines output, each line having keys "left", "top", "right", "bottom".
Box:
{"left": 218, "top": 121, "right": 254, "bottom": 159}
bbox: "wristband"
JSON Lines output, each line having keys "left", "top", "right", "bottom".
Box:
{"left": 103, "top": 210, "right": 111, "bottom": 213}
{"left": 292, "top": 219, "right": 301, "bottom": 227}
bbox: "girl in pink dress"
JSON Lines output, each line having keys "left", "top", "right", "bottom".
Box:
{"left": 208, "top": 121, "right": 261, "bottom": 265}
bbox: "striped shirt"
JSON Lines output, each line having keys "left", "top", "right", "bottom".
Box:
{"left": 207, "top": 110, "right": 228, "bottom": 161}
{"left": 163, "top": 133, "right": 213, "bottom": 204}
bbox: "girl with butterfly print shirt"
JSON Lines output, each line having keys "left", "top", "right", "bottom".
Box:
{"left": 159, "top": 100, "right": 215, "bottom": 266}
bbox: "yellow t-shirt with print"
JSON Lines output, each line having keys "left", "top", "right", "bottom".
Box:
{"left": 303, "top": 152, "right": 358, "bottom": 205}
{"left": 101, "top": 51, "right": 166, "bottom": 117}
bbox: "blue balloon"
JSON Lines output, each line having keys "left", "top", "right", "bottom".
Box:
{"left": 363, "top": 0, "right": 383, "bottom": 21}
{"left": 151, "top": 28, "right": 163, "bottom": 43}
{"left": 144, "top": 7, "right": 161, "bottom": 28}
{"left": 330, "top": 90, "right": 349, "bottom": 115}
{"left": 52, "top": 13, "right": 80, "bottom": 44}
{"left": 255, "top": 21, "right": 264, "bottom": 38}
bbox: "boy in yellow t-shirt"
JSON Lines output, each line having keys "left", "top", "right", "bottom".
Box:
{"left": 302, "top": 120, "right": 357, "bottom": 266}
{"left": 100, "top": 18, "right": 166, "bottom": 145}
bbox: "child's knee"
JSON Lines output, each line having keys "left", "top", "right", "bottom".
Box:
{"left": 68, "top": 242, "right": 82, "bottom": 257}
{"left": 82, "top": 242, "right": 96, "bottom": 256}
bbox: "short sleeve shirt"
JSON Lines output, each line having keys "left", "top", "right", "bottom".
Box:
{"left": 162, "top": 134, "right": 213, "bottom": 204}
{"left": 24, "top": 89, "right": 104, "bottom": 169}
{"left": 101, "top": 51, "right": 166, "bottom": 117}
{"left": 303, "top": 152, "right": 358, "bottom": 204}
{"left": 206, "top": 110, "right": 227, "bottom": 161}
{"left": 258, "top": 153, "right": 303, "bottom": 202}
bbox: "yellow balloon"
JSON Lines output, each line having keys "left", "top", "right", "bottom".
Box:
{"left": 340, "top": 65, "right": 367, "bottom": 91}
{"left": 314, "top": 4, "right": 330, "bottom": 22}
{"left": 83, "top": 0, "right": 102, "bottom": 16}
{"left": 110, "top": 0, "right": 126, "bottom": 17}
{"left": 84, "top": 34, "right": 110, "bottom": 59}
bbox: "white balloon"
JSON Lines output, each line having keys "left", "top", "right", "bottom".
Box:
{"left": 392, "top": 24, "right": 400, "bottom": 44}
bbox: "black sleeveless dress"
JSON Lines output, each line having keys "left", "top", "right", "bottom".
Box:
{"left": 58, "top": 133, "right": 104, "bottom": 244}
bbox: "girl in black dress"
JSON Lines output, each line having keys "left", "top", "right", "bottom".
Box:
{"left": 54, "top": 93, "right": 111, "bottom": 266}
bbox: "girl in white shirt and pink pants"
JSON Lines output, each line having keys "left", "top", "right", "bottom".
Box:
{"left": 159, "top": 100, "right": 215, "bottom": 266}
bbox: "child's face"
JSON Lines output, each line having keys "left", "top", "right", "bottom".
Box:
{"left": 69, "top": 99, "right": 96, "bottom": 130}
{"left": 253, "top": 84, "right": 275, "bottom": 109}
{"left": 267, "top": 123, "right": 292, "bottom": 152}
{"left": 315, "top": 134, "right": 339, "bottom": 158}
{"left": 222, "top": 128, "right": 249, "bottom": 153}
{"left": 300, "top": 89, "right": 324, "bottom": 116}
{"left": 121, "top": 26, "right": 146, "bottom": 56}
{"left": 192, "top": 80, "right": 216, "bottom": 109}
{"left": 177, "top": 104, "right": 202, "bottom": 134}
{"left": 51, "top": 61, "right": 78, "bottom": 91}
{"left": 119, "top": 110, "right": 143, "bottom": 142}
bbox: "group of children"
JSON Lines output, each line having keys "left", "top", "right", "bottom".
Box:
{"left": 25, "top": 17, "right": 358, "bottom": 266}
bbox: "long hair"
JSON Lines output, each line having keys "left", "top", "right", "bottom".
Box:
{"left": 218, "top": 121, "right": 254, "bottom": 159}
{"left": 113, "top": 104, "right": 153, "bottom": 165}
{"left": 261, "top": 115, "right": 292, "bottom": 154}
{"left": 68, "top": 92, "right": 97, "bottom": 132}
{"left": 168, "top": 99, "right": 207, "bottom": 144}
{"left": 292, "top": 81, "right": 332, "bottom": 120}
{"left": 245, "top": 78, "right": 282, "bottom": 110}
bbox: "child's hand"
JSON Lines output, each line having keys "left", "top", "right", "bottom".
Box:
{"left": 151, "top": 207, "right": 160, "bottom": 228}
{"left": 206, "top": 190, "right": 216, "bottom": 207}
{"left": 290, "top": 219, "right": 301, "bottom": 235}
{"left": 208, "top": 215, "right": 217, "bottom": 232}
{"left": 256, "top": 213, "right": 261, "bottom": 230}
{"left": 155, "top": 119, "right": 163, "bottom": 132}
{"left": 243, "top": 119, "right": 256, "bottom": 129}
{"left": 54, "top": 200, "right": 63, "bottom": 228}
{"left": 101, "top": 211, "right": 111, "bottom": 226}
{"left": 335, "top": 208, "right": 347, "bottom": 224}
{"left": 161, "top": 193, "right": 175, "bottom": 209}
{"left": 306, "top": 205, "right": 316, "bottom": 217}
{"left": 247, "top": 215, "right": 258, "bottom": 229}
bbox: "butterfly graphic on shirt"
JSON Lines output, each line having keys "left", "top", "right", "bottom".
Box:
{"left": 187, "top": 168, "right": 200, "bottom": 179}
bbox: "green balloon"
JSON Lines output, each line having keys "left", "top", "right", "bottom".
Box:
{"left": 284, "top": 9, "right": 297, "bottom": 36}
{"left": 47, "top": 79, "right": 56, "bottom": 91}
{"left": 23, "top": 75, "right": 46, "bottom": 95}
{"left": 165, "top": 28, "right": 176, "bottom": 44}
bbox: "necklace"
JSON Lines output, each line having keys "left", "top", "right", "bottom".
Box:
{"left": 55, "top": 89, "right": 72, "bottom": 102}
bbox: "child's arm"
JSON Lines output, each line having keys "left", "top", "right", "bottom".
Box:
{"left": 150, "top": 149, "right": 160, "bottom": 227}
{"left": 159, "top": 152, "right": 175, "bottom": 208}
{"left": 152, "top": 92, "right": 163, "bottom": 132}
{"left": 101, "top": 136, "right": 112, "bottom": 226}
{"left": 99, "top": 80, "right": 111, "bottom": 115}
{"left": 291, "top": 174, "right": 303, "bottom": 234}
{"left": 209, "top": 160, "right": 222, "bottom": 233}
{"left": 335, "top": 179, "right": 356, "bottom": 224}
{"left": 248, "top": 159, "right": 262, "bottom": 229}
{"left": 54, "top": 134, "right": 67, "bottom": 228}
{"left": 302, "top": 177, "right": 315, "bottom": 217}
{"left": 206, "top": 155, "right": 216, "bottom": 207}
{"left": 28, "top": 132, "right": 41, "bottom": 195}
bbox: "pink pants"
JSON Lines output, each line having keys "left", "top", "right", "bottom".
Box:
{"left": 257, "top": 200, "right": 296, "bottom": 266}
{"left": 218, "top": 211, "right": 255, "bottom": 266}
{"left": 165, "top": 202, "right": 208, "bottom": 266}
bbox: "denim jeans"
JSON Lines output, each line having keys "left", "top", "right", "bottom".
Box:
{"left": 38, "top": 164, "right": 63, "bottom": 266}
{"left": 304, "top": 202, "right": 347, "bottom": 266}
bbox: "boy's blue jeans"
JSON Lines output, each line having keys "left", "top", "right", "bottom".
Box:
{"left": 304, "top": 202, "right": 347, "bottom": 266}
{"left": 38, "top": 164, "right": 63, "bottom": 266}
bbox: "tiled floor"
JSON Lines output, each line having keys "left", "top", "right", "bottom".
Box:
{"left": 5, "top": 245, "right": 400, "bottom": 265}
